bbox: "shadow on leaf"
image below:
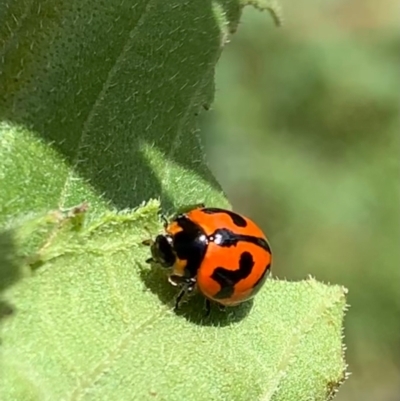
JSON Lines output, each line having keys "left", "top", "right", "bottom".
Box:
{"left": 0, "top": 230, "right": 21, "bottom": 323}
{"left": 0, "top": 0, "right": 243, "bottom": 214}
{"left": 138, "top": 262, "right": 252, "bottom": 327}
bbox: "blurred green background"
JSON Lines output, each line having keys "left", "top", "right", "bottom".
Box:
{"left": 202, "top": 0, "right": 399, "bottom": 400}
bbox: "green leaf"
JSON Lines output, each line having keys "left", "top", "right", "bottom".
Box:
{"left": 1, "top": 203, "right": 347, "bottom": 401}
{"left": 0, "top": 0, "right": 235, "bottom": 220}
{"left": 0, "top": 1, "right": 348, "bottom": 400}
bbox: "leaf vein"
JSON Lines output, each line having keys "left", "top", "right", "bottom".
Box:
{"left": 161, "top": 57, "right": 219, "bottom": 204}
{"left": 58, "top": 0, "right": 154, "bottom": 209}
{"left": 66, "top": 310, "right": 167, "bottom": 401}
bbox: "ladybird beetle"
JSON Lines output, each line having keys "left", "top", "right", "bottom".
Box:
{"left": 143, "top": 204, "right": 272, "bottom": 314}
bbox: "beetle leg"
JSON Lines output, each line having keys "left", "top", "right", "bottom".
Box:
{"left": 141, "top": 239, "right": 153, "bottom": 246}
{"left": 174, "top": 288, "right": 186, "bottom": 311}
{"left": 168, "top": 275, "right": 184, "bottom": 286}
{"left": 160, "top": 213, "right": 169, "bottom": 228}
{"left": 204, "top": 300, "right": 211, "bottom": 317}
{"left": 218, "top": 304, "right": 226, "bottom": 312}
{"left": 171, "top": 277, "right": 196, "bottom": 311}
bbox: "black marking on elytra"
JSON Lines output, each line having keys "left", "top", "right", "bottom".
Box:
{"left": 210, "top": 228, "right": 271, "bottom": 253}
{"left": 173, "top": 216, "right": 208, "bottom": 278}
{"left": 202, "top": 208, "right": 247, "bottom": 227}
{"left": 211, "top": 251, "right": 254, "bottom": 299}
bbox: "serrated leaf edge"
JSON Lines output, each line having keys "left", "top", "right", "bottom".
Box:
{"left": 259, "top": 283, "right": 347, "bottom": 401}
